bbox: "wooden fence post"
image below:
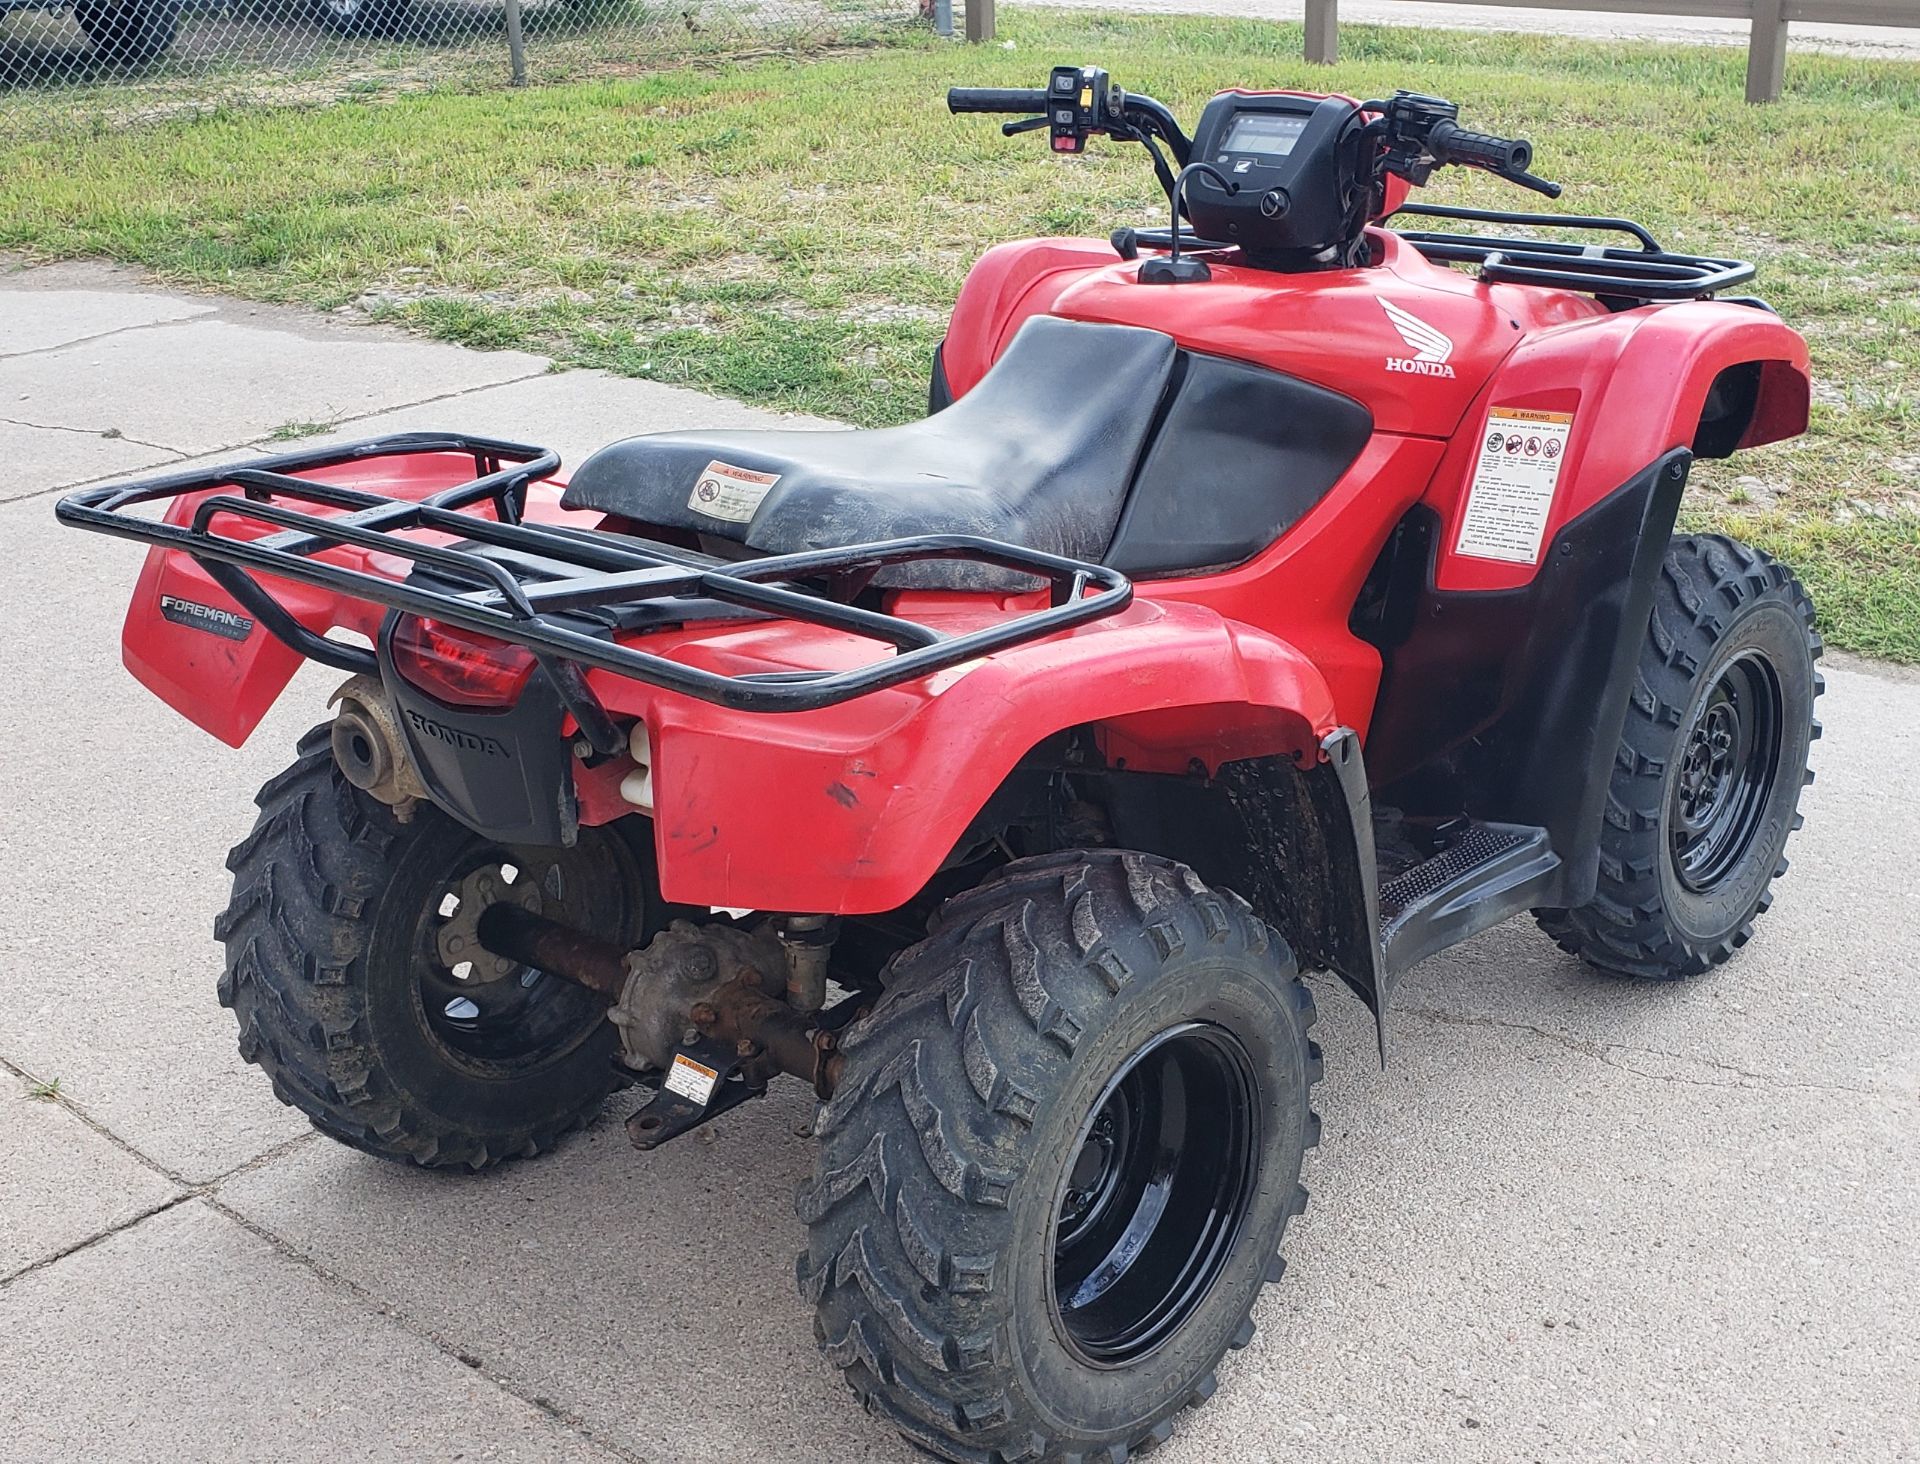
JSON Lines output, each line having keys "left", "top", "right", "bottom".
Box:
{"left": 1304, "top": 0, "right": 1338, "bottom": 63}
{"left": 964, "top": 0, "right": 994, "bottom": 43}
{"left": 1746, "top": 0, "right": 1789, "bottom": 102}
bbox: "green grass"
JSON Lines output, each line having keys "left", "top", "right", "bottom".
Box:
{"left": 2, "top": 12, "right": 1916, "bottom": 657}
{"left": 266, "top": 419, "right": 337, "bottom": 441}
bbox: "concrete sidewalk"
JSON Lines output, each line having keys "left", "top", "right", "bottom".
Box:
{"left": 2, "top": 258, "right": 1917, "bottom": 1464}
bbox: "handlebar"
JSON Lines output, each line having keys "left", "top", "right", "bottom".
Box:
{"left": 948, "top": 87, "right": 1052, "bottom": 115}
{"left": 949, "top": 72, "right": 1193, "bottom": 175}
{"left": 951, "top": 71, "right": 1563, "bottom": 220}
{"left": 1427, "top": 120, "right": 1531, "bottom": 176}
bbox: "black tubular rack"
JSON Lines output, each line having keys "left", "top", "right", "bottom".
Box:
{"left": 55, "top": 432, "right": 1134, "bottom": 716}
{"left": 1388, "top": 203, "right": 1757, "bottom": 302}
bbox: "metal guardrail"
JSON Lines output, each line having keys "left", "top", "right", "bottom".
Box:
{"left": 1297, "top": 0, "right": 1916, "bottom": 102}
{"left": 953, "top": 0, "right": 1912, "bottom": 102}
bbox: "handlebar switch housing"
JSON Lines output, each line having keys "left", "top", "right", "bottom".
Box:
{"left": 1047, "top": 64, "right": 1112, "bottom": 153}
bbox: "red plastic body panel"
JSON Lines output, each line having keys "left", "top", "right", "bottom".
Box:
{"left": 941, "top": 237, "right": 1122, "bottom": 398}
{"left": 949, "top": 229, "right": 1808, "bottom": 595}
{"left": 949, "top": 231, "right": 1607, "bottom": 439}
{"left": 585, "top": 599, "right": 1336, "bottom": 913}
{"left": 118, "top": 224, "right": 1811, "bottom": 917}
{"left": 122, "top": 453, "right": 530, "bottom": 746}
{"left": 1417, "top": 301, "right": 1810, "bottom": 592}
{"left": 585, "top": 428, "right": 1439, "bottom": 911}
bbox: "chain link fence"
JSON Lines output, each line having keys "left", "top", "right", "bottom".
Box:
{"left": 1, "top": 0, "right": 930, "bottom": 124}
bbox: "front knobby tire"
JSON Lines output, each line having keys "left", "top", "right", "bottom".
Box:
{"left": 1537, "top": 533, "right": 1822, "bottom": 980}
{"left": 799, "top": 851, "right": 1321, "bottom": 1463}
{"left": 216, "top": 727, "right": 654, "bottom": 1169}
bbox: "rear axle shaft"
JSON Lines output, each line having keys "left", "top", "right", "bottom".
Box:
{"left": 473, "top": 904, "right": 845, "bottom": 1097}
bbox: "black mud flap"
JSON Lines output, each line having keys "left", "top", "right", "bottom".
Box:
{"left": 1361, "top": 448, "right": 1692, "bottom": 908}
{"left": 379, "top": 637, "right": 578, "bottom": 848}
{"left": 1097, "top": 727, "right": 1392, "bottom": 1058}
{"left": 1311, "top": 727, "right": 1388, "bottom": 1059}
{"left": 1211, "top": 728, "right": 1389, "bottom": 1060}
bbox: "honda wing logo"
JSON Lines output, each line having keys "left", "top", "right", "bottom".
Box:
{"left": 1381, "top": 299, "right": 1457, "bottom": 378}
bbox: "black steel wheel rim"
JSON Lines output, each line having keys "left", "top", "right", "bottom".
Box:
{"left": 410, "top": 841, "right": 628, "bottom": 1074}
{"left": 1050, "top": 1022, "right": 1262, "bottom": 1368}
{"left": 1670, "top": 649, "right": 1786, "bottom": 893}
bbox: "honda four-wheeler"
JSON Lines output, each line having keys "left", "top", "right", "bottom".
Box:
{"left": 59, "top": 68, "right": 1821, "bottom": 1463}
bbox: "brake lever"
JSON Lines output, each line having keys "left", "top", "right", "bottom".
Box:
{"left": 1506, "top": 168, "right": 1563, "bottom": 199}
{"left": 1001, "top": 116, "right": 1050, "bottom": 137}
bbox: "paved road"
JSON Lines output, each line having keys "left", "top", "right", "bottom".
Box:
{"left": 1059, "top": 0, "right": 1920, "bottom": 59}
{"left": 2, "top": 258, "right": 1916, "bottom": 1463}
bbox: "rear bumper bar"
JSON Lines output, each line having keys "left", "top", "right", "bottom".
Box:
{"left": 56, "top": 431, "right": 1133, "bottom": 715}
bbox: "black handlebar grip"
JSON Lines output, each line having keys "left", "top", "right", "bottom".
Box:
{"left": 1429, "top": 120, "right": 1533, "bottom": 175}
{"left": 947, "top": 87, "right": 1052, "bottom": 115}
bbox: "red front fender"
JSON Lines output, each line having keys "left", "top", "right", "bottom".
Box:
{"left": 1422, "top": 300, "right": 1811, "bottom": 594}
{"left": 591, "top": 600, "right": 1338, "bottom": 915}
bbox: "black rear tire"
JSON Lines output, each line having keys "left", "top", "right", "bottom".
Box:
{"left": 216, "top": 727, "right": 655, "bottom": 1169}
{"left": 800, "top": 851, "right": 1320, "bottom": 1463}
{"left": 1535, "top": 533, "right": 1821, "bottom": 979}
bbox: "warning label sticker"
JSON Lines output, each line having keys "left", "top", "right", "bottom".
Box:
{"left": 1456, "top": 408, "right": 1576, "bottom": 565}
{"left": 664, "top": 1053, "right": 720, "bottom": 1107}
{"left": 688, "top": 460, "right": 779, "bottom": 524}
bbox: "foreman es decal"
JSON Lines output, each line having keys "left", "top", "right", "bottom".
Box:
{"left": 1380, "top": 299, "right": 1457, "bottom": 378}
{"left": 158, "top": 594, "right": 255, "bottom": 642}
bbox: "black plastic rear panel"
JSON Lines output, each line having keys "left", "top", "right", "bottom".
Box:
{"left": 380, "top": 626, "right": 579, "bottom": 847}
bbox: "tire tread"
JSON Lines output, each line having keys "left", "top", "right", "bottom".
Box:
{"left": 1534, "top": 534, "right": 1820, "bottom": 980}
{"left": 801, "top": 851, "right": 1317, "bottom": 1463}
{"left": 218, "top": 730, "right": 619, "bottom": 1169}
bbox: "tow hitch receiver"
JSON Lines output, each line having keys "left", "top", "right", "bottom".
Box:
{"left": 474, "top": 906, "right": 849, "bottom": 1149}
{"left": 625, "top": 1032, "right": 759, "bottom": 1151}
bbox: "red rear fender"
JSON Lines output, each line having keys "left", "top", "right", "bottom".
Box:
{"left": 119, "top": 452, "right": 514, "bottom": 746}
{"left": 589, "top": 600, "right": 1339, "bottom": 915}
{"left": 123, "top": 542, "right": 380, "bottom": 747}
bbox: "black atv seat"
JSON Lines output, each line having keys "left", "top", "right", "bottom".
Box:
{"left": 563, "top": 315, "right": 1376, "bottom": 590}
{"left": 560, "top": 317, "right": 1180, "bottom": 590}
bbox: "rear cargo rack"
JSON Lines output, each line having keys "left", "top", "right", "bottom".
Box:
{"left": 1387, "top": 203, "right": 1757, "bottom": 303}
{"left": 55, "top": 432, "right": 1133, "bottom": 715}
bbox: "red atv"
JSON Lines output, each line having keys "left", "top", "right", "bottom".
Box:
{"left": 60, "top": 68, "right": 1820, "bottom": 1463}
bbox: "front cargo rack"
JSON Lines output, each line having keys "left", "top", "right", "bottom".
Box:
{"left": 55, "top": 432, "right": 1133, "bottom": 715}
{"left": 1387, "top": 203, "right": 1757, "bottom": 303}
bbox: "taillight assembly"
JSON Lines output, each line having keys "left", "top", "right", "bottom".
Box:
{"left": 389, "top": 617, "right": 538, "bottom": 709}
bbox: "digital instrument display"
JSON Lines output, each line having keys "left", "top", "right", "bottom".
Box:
{"left": 1220, "top": 111, "right": 1310, "bottom": 159}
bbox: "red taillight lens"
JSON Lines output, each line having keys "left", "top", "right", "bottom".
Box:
{"left": 390, "top": 617, "right": 538, "bottom": 709}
